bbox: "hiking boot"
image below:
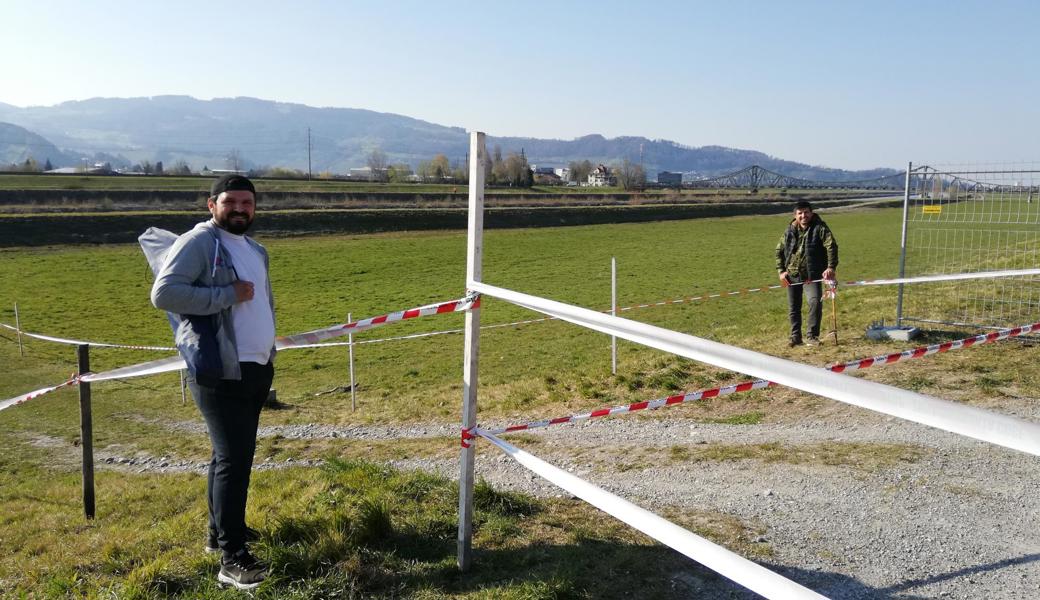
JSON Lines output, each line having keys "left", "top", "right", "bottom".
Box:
{"left": 787, "top": 338, "right": 803, "bottom": 348}
{"left": 206, "top": 526, "right": 260, "bottom": 554}
{"left": 218, "top": 548, "right": 267, "bottom": 590}
{"left": 805, "top": 336, "right": 820, "bottom": 347}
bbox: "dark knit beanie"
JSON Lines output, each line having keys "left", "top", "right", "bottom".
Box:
{"left": 210, "top": 174, "right": 256, "bottom": 198}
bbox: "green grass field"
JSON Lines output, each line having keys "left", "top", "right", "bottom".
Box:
{"left": 0, "top": 208, "right": 909, "bottom": 425}
{"left": 2, "top": 207, "right": 1035, "bottom": 598}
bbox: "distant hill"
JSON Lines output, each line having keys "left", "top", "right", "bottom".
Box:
{"left": 0, "top": 96, "right": 898, "bottom": 180}
{"left": 0, "top": 122, "right": 77, "bottom": 168}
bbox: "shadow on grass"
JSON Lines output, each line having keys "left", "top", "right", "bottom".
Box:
{"left": 60, "top": 513, "right": 1040, "bottom": 599}
{"left": 250, "top": 530, "right": 1040, "bottom": 600}
{"left": 72, "top": 457, "right": 1040, "bottom": 599}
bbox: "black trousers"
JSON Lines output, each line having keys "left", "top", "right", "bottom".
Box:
{"left": 787, "top": 278, "right": 822, "bottom": 340}
{"left": 188, "top": 361, "right": 273, "bottom": 558}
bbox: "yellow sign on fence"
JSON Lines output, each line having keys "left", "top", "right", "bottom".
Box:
{"left": 922, "top": 205, "right": 942, "bottom": 215}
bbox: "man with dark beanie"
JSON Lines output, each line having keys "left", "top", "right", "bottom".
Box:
{"left": 151, "top": 174, "right": 274, "bottom": 589}
{"left": 774, "top": 201, "right": 838, "bottom": 347}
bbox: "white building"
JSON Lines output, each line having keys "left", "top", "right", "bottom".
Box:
{"left": 588, "top": 164, "right": 614, "bottom": 187}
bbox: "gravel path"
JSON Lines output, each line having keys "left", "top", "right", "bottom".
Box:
{"left": 86, "top": 403, "right": 1040, "bottom": 600}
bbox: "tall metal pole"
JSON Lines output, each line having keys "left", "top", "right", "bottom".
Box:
{"left": 611, "top": 257, "right": 617, "bottom": 375}
{"left": 458, "top": 131, "right": 485, "bottom": 572}
{"left": 14, "top": 302, "right": 23, "bottom": 357}
{"left": 307, "top": 127, "right": 313, "bottom": 180}
{"left": 77, "top": 344, "right": 95, "bottom": 519}
{"left": 896, "top": 161, "right": 913, "bottom": 326}
{"left": 348, "top": 312, "right": 357, "bottom": 412}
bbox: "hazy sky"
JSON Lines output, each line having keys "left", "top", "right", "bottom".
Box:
{"left": 2, "top": 1, "right": 1036, "bottom": 170}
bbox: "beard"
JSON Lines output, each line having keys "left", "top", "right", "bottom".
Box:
{"left": 217, "top": 212, "right": 253, "bottom": 235}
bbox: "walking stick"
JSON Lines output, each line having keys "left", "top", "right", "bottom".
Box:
{"left": 828, "top": 282, "right": 839, "bottom": 345}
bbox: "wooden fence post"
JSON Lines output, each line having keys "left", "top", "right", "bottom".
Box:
{"left": 78, "top": 344, "right": 95, "bottom": 519}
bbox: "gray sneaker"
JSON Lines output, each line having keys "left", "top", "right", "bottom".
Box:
{"left": 218, "top": 548, "right": 267, "bottom": 590}
{"left": 805, "top": 336, "right": 820, "bottom": 347}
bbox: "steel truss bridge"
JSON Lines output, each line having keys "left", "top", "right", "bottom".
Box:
{"left": 686, "top": 165, "right": 906, "bottom": 190}
{"left": 912, "top": 165, "right": 1040, "bottom": 194}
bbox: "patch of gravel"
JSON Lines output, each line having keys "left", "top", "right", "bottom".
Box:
{"left": 144, "top": 416, "right": 458, "bottom": 441}
{"left": 394, "top": 412, "right": 1040, "bottom": 600}
{"left": 50, "top": 402, "right": 1040, "bottom": 599}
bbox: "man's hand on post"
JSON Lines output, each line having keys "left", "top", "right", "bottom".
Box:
{"left": 779, "top": 271, "right": 790, "bottom": 287}
{"left": 822, "top": 268, "right": 836, "bottom": 282}
{"left": 232, "top": 280, "right": 255, "bottom": 303}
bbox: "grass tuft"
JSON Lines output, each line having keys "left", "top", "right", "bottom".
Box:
{"left": 474, "top": 478, "right": 539, "bottom": 517}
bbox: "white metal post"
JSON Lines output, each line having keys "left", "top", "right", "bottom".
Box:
{"left": 896, "top": 161, "right": 913, "bottom": 326}
{"left": 14, "top": 302, "right": 23, "bottom": 357}
{"left": 348, "top": 312, "right": 357, "bottom": 412}
{"left": 458, "top": 131, "right": 485, "bottom": 571}
{"left": 611, "top": 257, "right": 617, "bottom": 375}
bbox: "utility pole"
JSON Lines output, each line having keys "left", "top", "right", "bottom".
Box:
{"left": 307, "top": 127, "right": 313, "bottom": 180}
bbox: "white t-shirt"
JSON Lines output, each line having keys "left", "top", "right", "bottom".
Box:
{"left": 218, "top": 229, "right": 275, "bottom": 364}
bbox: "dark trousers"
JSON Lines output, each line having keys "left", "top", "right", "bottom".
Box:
{"left": 188, "top": 361, "right": 273, "bottom": 558}
{"left": 787, "top": 278, "right": 822, "bottom": 341}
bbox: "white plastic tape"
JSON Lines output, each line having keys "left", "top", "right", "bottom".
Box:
{"left": 0, "top": 323, "right": 176, "bottom": 351}
{"left": 79, "top": 355, "right": 186, "bottom": 383}
{"left": 470, "top": 281, "right": 1040, "bottom": 457}
{"left": 846, "top": 268, "right": 1040, "bottom": 286}
{"left": 477, "top": 429, "right": 829, "bottom": 600}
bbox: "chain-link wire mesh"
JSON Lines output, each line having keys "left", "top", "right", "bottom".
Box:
{"left": 898, "top": 163, "right": 1040, "bottom": 329}
{"left": 898, "top": 162, "right": 1035, "bottom": 328}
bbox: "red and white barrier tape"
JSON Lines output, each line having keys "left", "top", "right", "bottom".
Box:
{"left": 472, "top": 281, "right": 1040, "bottom": 457}
{"left": 0, "top": 295, "right": 481, "bottom": 353}
{"left": 0, "top": 295, "right": 479, "bottom": 412}
{"left": 277, "top": 295, "right": 478, "bottom": 348}
{"left": 476, "top": 429, "right": 828, "bottom": 600}
{"left": 7, "top": 268, "right": 1032, "bottom": 353}
{"left": 0, "top": 323, "right": 175, "bottom": 351}
{"left": 618, "top": 268, "right": 1040, "bottom": 313}
{"left": 484, "top": 322, "right": 1040, "bottom": 436}
{"left": 370, "top": 268, "right": 1038, "bottom": 345}
{"left": 829, "top": 322, "right": 1039, "bottom": 373}
{"left": 292, "top": 315, "right": 553, "bottom": 349}
{"left": 0, "top": 375, "right": 80, "bottom": 413}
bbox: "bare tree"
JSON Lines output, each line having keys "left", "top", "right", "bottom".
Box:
{"left": 226, "top": 148, "right": 243, "bottom": 172}
{"left": 366, "top": 147, "right": 389, "bottom": 182}
{"left": 387, "top": 163, "right": 412, "bottom": 183}
{"left": 495, "top": 152, "right": 532, "bottom": 187}
{"left": 430, "top": 154, "right": 450, "bottom": 181}
{"left": 568, "top": 159, "right": 593, "bottom": 184}
{"left": 615, "top": 158, "right": 646, "bottom": 191}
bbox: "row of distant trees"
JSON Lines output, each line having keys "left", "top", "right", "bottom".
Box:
{"left": 0, "top": 157, "right": 195, "bottom": 174}
{"left": 567, "top": 158, "right": 646, "bottom": 190}
{"left": 3, "top": 148, "right": 647, "bottom": 190}
{"left": 365, "top": 146, "right": 535, "bottom": 186}
{"left": 366, "top": 151, "right": 647, "bottom": 189}
{"left": 0, "top": 158, "right": 53, "bottom": 172}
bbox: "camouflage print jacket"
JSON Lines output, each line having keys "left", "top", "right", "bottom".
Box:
{"left": 774, "top": 214, "right": 838, "bottom": 280}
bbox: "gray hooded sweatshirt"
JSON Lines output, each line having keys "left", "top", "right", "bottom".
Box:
{"left": 145, "top": 220, "right": 275, "bottom": 381}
